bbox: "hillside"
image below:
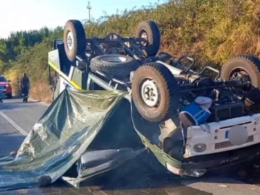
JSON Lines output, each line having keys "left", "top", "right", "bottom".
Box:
{"left": 1, "top": 0, "right": 260, "bottom": 103}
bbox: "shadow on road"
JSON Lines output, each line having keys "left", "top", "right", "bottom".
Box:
{"left": 0, "top": 133, "right": 25, "bottom": 157}
{"left": 4, "top": 95, "right": 42, "bottom": 103}
{"left": 0, "top": 102, "right": 28, "bottom": 110}
{"left": 0, "top": 99, "right": 42, "bottom": 111}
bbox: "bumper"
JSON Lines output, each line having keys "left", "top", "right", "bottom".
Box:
{"left": 184, "top": 113, "right": 260, "bottom": 158}
{"left": 166, "top": 143, "right": 260, "bottom": 177}
{"left": 0, "top": 88, "right": 11, "bottom": 94}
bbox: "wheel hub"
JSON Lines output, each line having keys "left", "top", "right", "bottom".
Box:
{"left": 230, "top": 71, "right": 250, "bottom": 83}
{"left": 230, "top": 69, "right": 251, "bottom": 92}
{"left": 67, "top": 31, "right": 74, "bottom": 51}
{"left": 141, "top": 79, "right": 160, "bottom": 107}
{"left": 140, "top": 31, "right": 148, "bottom": 46}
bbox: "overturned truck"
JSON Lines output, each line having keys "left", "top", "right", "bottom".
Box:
{"left": 47, "top": 19, "right": 260, "bottom": 178}
{"left": 2, "top": 19, "right": 260, "bottom": 191}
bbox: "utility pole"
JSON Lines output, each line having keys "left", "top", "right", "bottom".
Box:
{"left": 86, "top": 1, "right": 91, "bottom": 22}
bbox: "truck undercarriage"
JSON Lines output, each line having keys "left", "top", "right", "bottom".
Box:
{"left": 47, "top": 19, "right": 260, "bottom": 178}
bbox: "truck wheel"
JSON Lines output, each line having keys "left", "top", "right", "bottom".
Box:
{"left": 220, "top": 54, "right": 260, "bottom": 90}
{"left": 131, "top": 63, "right": 179, "bottom": 123}
{"left": 63, "top": 20, "right": 86, "bottom": 62}
{"left": 90, "top": 54, "right": 140, "bottom": 78}
{"left": 136, "top": 20, "right": 161, "bottom": 57}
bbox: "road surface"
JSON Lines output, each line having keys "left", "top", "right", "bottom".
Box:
{"left": 1, "top": 98, "right": 260, "bottom": 195}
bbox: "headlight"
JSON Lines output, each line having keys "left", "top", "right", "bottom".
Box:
{"left": 193, "top": 143, "right": 207, "bottom": 153}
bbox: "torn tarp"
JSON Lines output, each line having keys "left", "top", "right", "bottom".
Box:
{"left": 0, "top": 89, "right": 145, "bottom": 192}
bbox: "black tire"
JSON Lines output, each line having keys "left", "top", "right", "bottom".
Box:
{"left": 132, "top": 63, "right": 179, "bottom": 123}
{"left": 220, "top": 54, "right": 260, "bottom": 89}
{"left": 136, "top": 20, "right": 161, "bottom": 57}
{"left": 63, "top": 20, "right": 86, "bottom": 62}
{"left": 90, "top": 54, "right": 140, "bottom": 78}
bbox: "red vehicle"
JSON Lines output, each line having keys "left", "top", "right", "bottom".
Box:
{"left": 0, "top": 76, "right": 12, "bottom": 99}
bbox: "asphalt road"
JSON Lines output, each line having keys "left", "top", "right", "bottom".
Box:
{"left": 1, "top": 98, "right": 260, "bottom": 195}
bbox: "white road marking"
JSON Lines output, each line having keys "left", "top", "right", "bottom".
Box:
{"left": 0, "top": 111, "right": 28, "bottom": 136}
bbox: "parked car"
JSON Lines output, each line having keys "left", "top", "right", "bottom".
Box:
{"left": 0, "top": 76, "right": 12, "bottom": 99}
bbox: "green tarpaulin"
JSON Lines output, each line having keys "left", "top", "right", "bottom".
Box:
{"left": 0, "top": 89, "right": 183, "bottom": 192}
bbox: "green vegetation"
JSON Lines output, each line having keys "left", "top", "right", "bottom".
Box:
{"left": 1, "top": 0, "right": 260, "bottom": 102}
{"left": 0, "top": 28, "right": 63, "bottom": 102}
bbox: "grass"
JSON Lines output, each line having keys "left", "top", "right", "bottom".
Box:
{"left": 4, "top": 0, "right": 260, "bottom": 103}
{"left": 29, "top": 80, "right": 53, "bottom": 103}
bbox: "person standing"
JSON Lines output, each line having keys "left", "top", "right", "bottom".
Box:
{"left": 20, "top": 73, "right": 30, "bottom": 102}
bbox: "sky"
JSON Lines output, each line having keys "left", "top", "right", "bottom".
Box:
{"left": 0, "top": 0, "right": 167, "bottom": 39}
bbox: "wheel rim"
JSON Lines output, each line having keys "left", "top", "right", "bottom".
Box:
{"left": 140, "top": 30, "right": 148, "bottom": 46}
{"left": 101, "top": 56, "right": 127, "bottom": 63}
{"left": 66, "top": 31, "right": 74, "bottom": 51}
{"left": 229, "top": 68, "right": 251, "bottom": 92}
{"left": 140, "top": 79, "right": 160, "bottom": 107}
